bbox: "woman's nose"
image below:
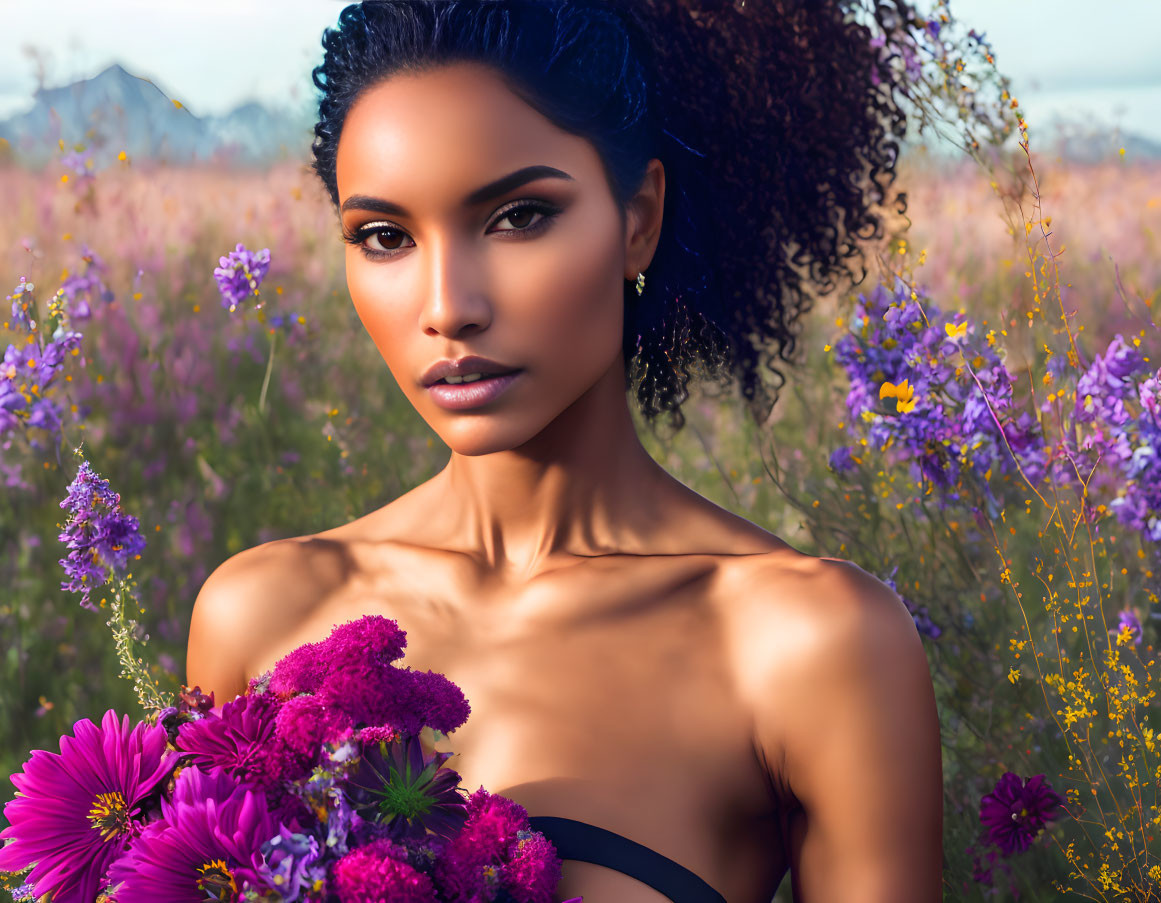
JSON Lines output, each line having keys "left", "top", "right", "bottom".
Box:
{"left": 418, "top": 244, "right": 492, "bottom": 339}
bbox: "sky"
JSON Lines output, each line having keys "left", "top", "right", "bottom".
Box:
{"left": 2, "top": 0, "right": 1160, "bottom": 143}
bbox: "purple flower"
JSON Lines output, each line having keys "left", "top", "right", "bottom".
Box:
{"left": 258, "top": 827, "right": 327, "bottom": 901}
{"left": 333, "top": 838, "right": 438, "bottom": 903}
{"left": 60, "top": 147, "right": 94, "bottom": 178}
{"left": 347, "top": 734, "right": 469, "bottom": 843}
{"left": 7, "top": 278, "right": 36, "bottom": 332}
{"left": 214, "top": 243, "right": 271, "bottom": 313}
{"left": 60, "top": 245, "right": 115, "bottom": 318}
{"left": 1, "top": 321, "right": 83, "bottom": 443}
{"left": 828, "top": 445, "right": 857, "bottom": 473}
{"left": 979, "top": 772, "right": 1064, "bottom": 856}
{"left": 0, "top": 710, "right": 176, "bottom": 902}
{"left": 57, "top": 459, "right": 147, "bottom": 610}
{"left": 107, "top": 766, "right": 280, "bottom": 902}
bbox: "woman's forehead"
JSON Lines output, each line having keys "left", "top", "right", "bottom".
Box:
{"left": 335, "top": 64, "right": 595, "bottom": 207}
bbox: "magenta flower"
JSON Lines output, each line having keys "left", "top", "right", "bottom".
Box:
{"left": 433, "top": 788, "right": 562, "bottom": 901}
{"left": 264, "top": 616, "right": 470, "bottom": 779}
{"left": 979, "top": 771, "right": 1064, "bottom": 856}
{"left": 107, "top": 766, "right": 280, "bottom": 902}
{"left": 0, "top": 710, "right": 176, "bottom": 902}
{"left": 214, "top": 243, "right": 271, "bottom": 312}
{"left": 333, "top": 838, "right": 438, "bottom": 903}
{"left": 176, "top": 692, "right": 282, "bottom": 785}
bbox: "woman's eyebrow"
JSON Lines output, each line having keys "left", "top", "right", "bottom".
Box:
{"left": 340, "top": 164, "right": 575, "bottom": 217}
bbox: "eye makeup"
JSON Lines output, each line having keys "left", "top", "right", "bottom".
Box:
{"left": 342, "top": 199, "right": 564, "bottom": 261}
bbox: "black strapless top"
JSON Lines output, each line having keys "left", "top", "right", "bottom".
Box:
{"left": 528, "top": 816, "right": 727, "bottom": 903}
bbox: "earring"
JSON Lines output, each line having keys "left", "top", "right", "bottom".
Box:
{"left": 635, "top": 272, "right": 646, "bottom": 297}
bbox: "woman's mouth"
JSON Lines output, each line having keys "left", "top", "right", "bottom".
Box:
{"left": 427, "top": 370, "right": 523, "bottom": 410}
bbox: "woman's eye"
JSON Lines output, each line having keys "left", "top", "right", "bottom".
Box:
{"left": 345, "top": 201, "right": 560, "bottom": 260}
{"left": 494, "top": 203, "right": 548, "bottom": 231}
{"left": 364, "top": 228, "right": 410, "bottom": 254}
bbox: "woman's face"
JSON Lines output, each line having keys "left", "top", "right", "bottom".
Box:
{"left": 335, "top": 62, "right": 658, "bottom": 456}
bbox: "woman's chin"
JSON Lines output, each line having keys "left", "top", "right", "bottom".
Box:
{"left": 430, "top": 419, "right": 545, "bottom": 457}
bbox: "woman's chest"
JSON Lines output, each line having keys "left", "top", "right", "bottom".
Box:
{"left": 294, "top": 553, "right": 789, "bottom": 901}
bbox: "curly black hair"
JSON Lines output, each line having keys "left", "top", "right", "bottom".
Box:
{"left": 310, "top": 0, "right": 916, "bottom": 432}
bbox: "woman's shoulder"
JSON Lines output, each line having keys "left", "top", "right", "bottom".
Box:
{"left": 718, "top": 546, "right": 911, "bottom": 672}
{"left": 185, "top": 529, "right": 356, "bottom": 701}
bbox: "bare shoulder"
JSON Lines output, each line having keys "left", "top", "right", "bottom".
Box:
{"left": 721, "top": 549, "right": 943, "bottom": 900}
{"left": 718, "top": 548, "right": 927, "bottom": 773}
{"left": 185, "top": 532, "right": 348, "bottom": 703}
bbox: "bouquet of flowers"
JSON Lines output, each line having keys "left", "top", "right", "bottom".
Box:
{"left": 0, "top": 610, "right": 583, "bottom": 903}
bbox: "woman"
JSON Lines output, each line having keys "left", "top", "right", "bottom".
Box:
{"left": 187, "top": 1, "right": 943, "bottom": 900}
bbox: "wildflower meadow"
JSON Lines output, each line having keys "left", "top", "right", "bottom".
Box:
{"left": 2, "top": 3, "right": 1161, "bottom": 900}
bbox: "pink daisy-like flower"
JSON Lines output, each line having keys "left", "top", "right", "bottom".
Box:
{"left": 106, "top": 766, "right": 279, "bottom": 902}
{"left": 176, "top": 692, "right": 281, "bottom": 785}
{"left": 0, "top": 710, "right": 176, "bottom": 901}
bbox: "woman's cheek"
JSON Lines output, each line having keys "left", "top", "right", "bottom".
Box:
{"left": 347, "top": 261, "right": 414, "bottom": 380}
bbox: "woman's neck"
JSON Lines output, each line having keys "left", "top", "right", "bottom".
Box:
{"left": 430, "top": 364, "right": 674, "bottom": 578}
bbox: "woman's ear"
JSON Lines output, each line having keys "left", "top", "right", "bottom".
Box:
{"left": 624, "top": 158, "right": 666, "bottom": 280}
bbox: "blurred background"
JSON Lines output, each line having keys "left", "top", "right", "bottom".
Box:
{"left": 3, "top": 0, "right": 1160, "bottom": 162}
{"left": 2, "top": 2, "right": 1161, "bottom": 900}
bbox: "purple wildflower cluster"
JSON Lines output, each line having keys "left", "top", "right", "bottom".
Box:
{"left": 0, "top": 616, "right": 576, "bottom": 903}
{"left": 2, "top": 278, "right": 85, "bottom": 443}
{"left": 57, "top": 459, "right": 148, "bottom": 611}
{"left": 1068, "top": 334, "right": 1161, "bottom": 543}
{"left": 831, "top": 276, "right": 1042, "bottom": 511}
{"left": 214, "top": 243, "right": 272, "bottom": 313}
{"left": 832, "top": 280, "right": 1161, "bottom": 562}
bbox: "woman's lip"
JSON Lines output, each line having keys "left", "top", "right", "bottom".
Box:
{"left": 426, "top": 370, "right": 522, "bottom": 410}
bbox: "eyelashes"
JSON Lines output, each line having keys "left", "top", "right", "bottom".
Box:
{"left": 342, "top": 199, "right": 563, "bottom": 261}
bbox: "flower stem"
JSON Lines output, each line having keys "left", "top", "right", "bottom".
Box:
{"left": 106, "top": 576, "right": 172, "bottom": 715}
{"left": 258, "top": 328, "right": 277, "bottom": 415}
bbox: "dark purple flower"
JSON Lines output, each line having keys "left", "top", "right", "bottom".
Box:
{"left": 979, "top": 772, "right": 1064, "bottom": 856}
{"left": 0, "top": 710, "right": 176, "bottom": 902}
{"left": 347, "top": 734, "right": 468, "bottom": 843}
{"left": 107, "top": 766, "right": 280, "bottom": 902}
{"left": 214, "top": 243, "right": 271, "bottom": 313}
{"left": 57, "top": 459, "right": 147, "bottom": 610}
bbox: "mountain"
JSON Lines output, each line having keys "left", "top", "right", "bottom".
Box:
{"left": 0, "top": 64, "right": 315, "bottom": 167}
{"left": 899, "top": 111, "right": 1161, "bottom": 167}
